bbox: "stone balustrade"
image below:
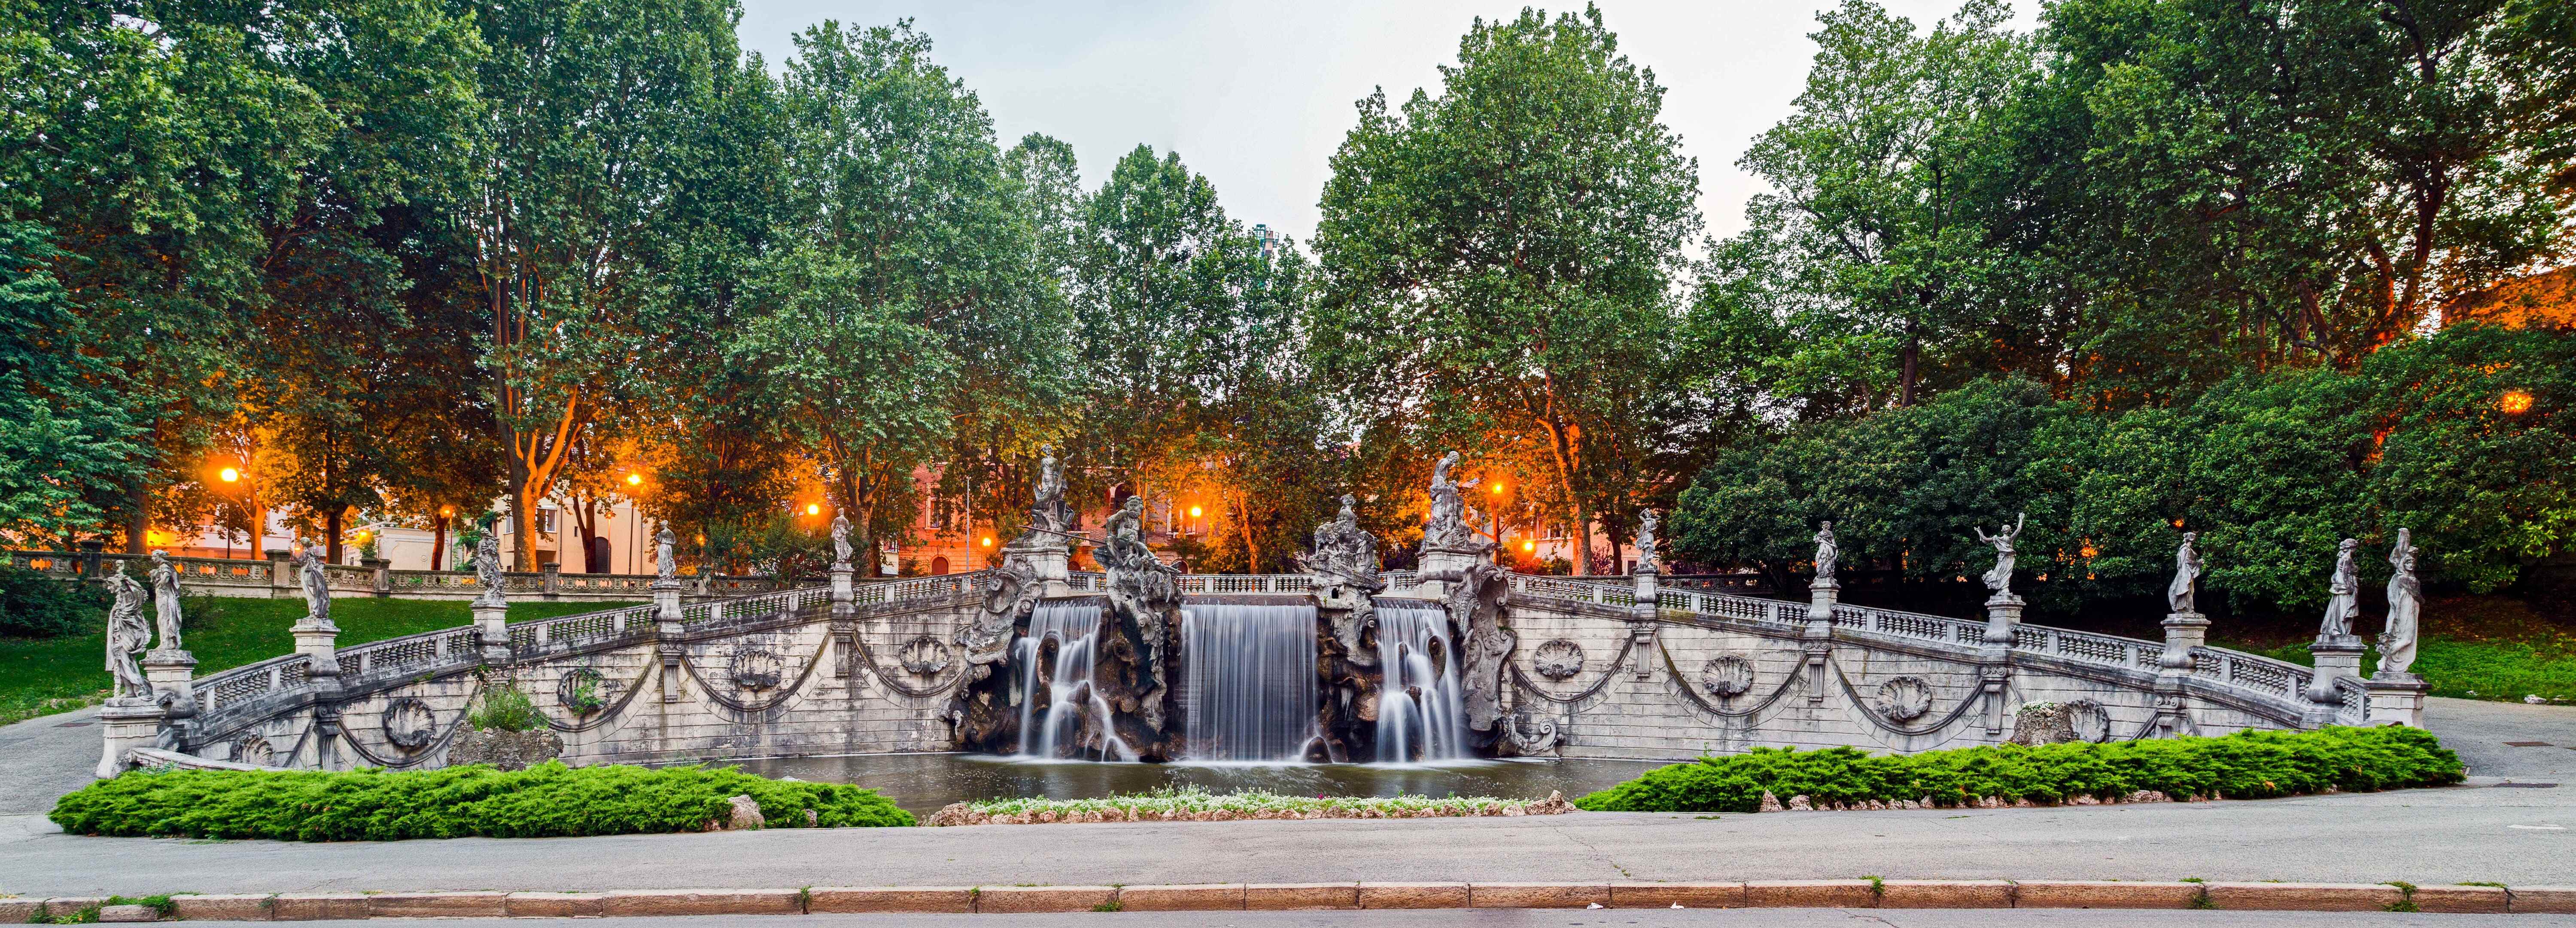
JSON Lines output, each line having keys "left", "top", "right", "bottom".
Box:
{"left": 7, "top": 547, "right": 791, "bottom": 602}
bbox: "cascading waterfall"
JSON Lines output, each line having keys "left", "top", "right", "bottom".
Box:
{"left": 1013, "top": 600, "right": 1136, "bottom": 761}
{"left": 1372, "top": 599, "right": 1470, "bottom": 762}
{"left": 1180, "top": 602, "right": 1322, "bottom": 763}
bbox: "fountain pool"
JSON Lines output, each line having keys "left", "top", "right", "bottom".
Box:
{"left": 724, "top": 753, "right": 1670, "bottom": 818}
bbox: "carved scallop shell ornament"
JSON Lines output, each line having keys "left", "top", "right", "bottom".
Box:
{"left": 234, "top": 733, "right": 276, "bottom": 767}
{"left": 2065, "top": 698, "right": 2113, "bottom": 743}
{"left": 557, "top": 666, "right": 608, "bottom": 714}
{"left": 1700, "top": 655, "right": 1755, "bottom": 697}
{"left": 1531, "top": 639, "right": 1585, "bottom": 680}
{"left": 381, "top": 697, "right": 437, "bottom": 750}
{"left": 899, "top": 636, "right": 952, "bottom": 675}
{"left": 1874, "top": 676, "right": 1934, "bottom": 721}
{"left": 729, "top": 647, "right": 784, "bottom": 691}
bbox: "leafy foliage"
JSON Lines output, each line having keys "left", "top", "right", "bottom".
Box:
{"left": 50, "top": 761, "right": 912, "bottom": 840}
{"left": 466, "top": 679, "right": 546, "bottom": 733}
{"left": 0, "top": 566, "right": 103, "bottom": 639}
{"left": 1573, "top": 725, "right": 2463, "bottom": 813}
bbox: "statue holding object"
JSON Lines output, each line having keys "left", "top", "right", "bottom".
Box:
{"left": 1423, "top": 451, "right": 1485, "bottom": 551}
{"left": 292, "top": 544, "right": 335, "bottom": 629}
{"left": 1973, "top": 513, "right": 2026, "bottom": 600}
{"left": 655, "top": 524, "right": 678, "bottom": 583}
{"left": 105, "top": 572, "right": 152, "bottom": 699}
{"left": 2318, "top": 538, "right": 2360, "bottom": 641}
{"left": 1634, "top": 509, "right": 1659, "bottom": 573}
{"left": 1813, "top": 521, "right": 1839, "bottom": 584}
{"left": 147, "top": 551, "right": 185, "bottom": 652}
{"left": 2378, "top": 529, "right": 2422, "bottom": 678}
{"left": 2168, "top": 532, "right": 2202, "bottom": 615}
{"left": 829, "top": 511, "right": 853, "bottom": 570}
{"left": 471, "top": 508, "right": 508, "bottom": 608}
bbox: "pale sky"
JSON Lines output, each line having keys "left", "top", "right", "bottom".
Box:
{"left": 733, "top": 1, "right": 2030, "bottom": 243}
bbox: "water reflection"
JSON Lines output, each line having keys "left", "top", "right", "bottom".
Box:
{"left": 723, "top": 753, "right": 1672, "bottom": 817}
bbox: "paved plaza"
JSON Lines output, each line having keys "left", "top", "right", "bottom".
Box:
{"left": 2, "top": 698, "right": 2567, "bottom": 899}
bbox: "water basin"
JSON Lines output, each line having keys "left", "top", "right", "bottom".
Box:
{"left": 724, "top": 752, "right": 1673, "bottom": 818}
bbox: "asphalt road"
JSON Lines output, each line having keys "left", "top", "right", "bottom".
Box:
{"left": 1, "top": 698, "right": 2568, "bottom": 898}
{"left": 287, "top": 912, "right": 2530, "bottom": 928}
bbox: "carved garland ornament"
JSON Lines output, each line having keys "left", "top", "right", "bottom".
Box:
{"left": 381, "top": 697, "right": 437, "bottom": 751}
{"left": 1699, "top": 655, "right": 1756, "bottom": 698}
{"left": 899, "top": 636, "right": 952, "bottom": 676}
{"left": 1873, "top": 676, "right": 1934, "bottom": 722}
{"left": 1531, "top": 639, "right": 1585, "bottom": 680}
{"left": 729, "top": 647, "right": 784, "bottom": 691}
{"left": 234, "top": 733, "right": 276, "bottom": 767}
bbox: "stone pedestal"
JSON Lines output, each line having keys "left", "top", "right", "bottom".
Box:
{"left": 2304, "top": 635, "right": 2366, "bottom": 727}
{"left": 2365, "top": 673, "right": 2430, "bottom": 728}
{"left": 96, "top": 697, "right": 164, "bottom": 778}
{"left": 1003, "top": 538, "right": 1070, "bottom": 597}
{"left": 1980, "top": 594, "right": 2023, "bottom": 735}
{"left": 363, "top": 557, "right": 391, "bottom": 596}
{"left": 292, "top": 618, "right": 345, "bottom": 770}
{"left": 265, "top": 549, "right": 292, "bottom": 593}
{"left": 1628, "top": 568, "right": 1660, "bottom": 681}
{"left": 653, "top": 580, "right": 683, "bottom": 703}
{"left": 472, "top": 602, "right": 510, "bottom": 663}
{"left": 142, "top": 649, "right": 198, "bottom": 752}
{"left": 1414, "top": 544, "right": 1488, "bottom": 601}
{"left": 539, "top": 561, "right": 562, "bottom": 599}
{"left": 1802, "top": 581, "right": 1838, "bottom": 703}
{"left": 830, "top": 566, "right": 857, "bottom": 679}
{"left": 2155, "top": 612, "right": 2209, "bottom": 736}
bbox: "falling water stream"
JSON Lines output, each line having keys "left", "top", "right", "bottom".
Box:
{"left": 1013, "top": 600, "right": 1137, "bottom": 761}
{"left": 1372, "top": 599, "right": 1471, "bottom": 762}
{"left": 1180, "top": 602, "right": 1322, "bottom": 763}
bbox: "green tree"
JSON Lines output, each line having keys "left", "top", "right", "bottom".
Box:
{"left": 1312, "top": 5, "right": 1701, "bottom": 573}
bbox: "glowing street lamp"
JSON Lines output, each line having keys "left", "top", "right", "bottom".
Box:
{"left": 1188, "top": 505, "right": 1203, "bottom": 519}
{"left": 626, "top": 472, "right": 644, "bottom": 486}
{"left": 805, "top": 503, "right": 822, "bottom": 517}
{"left": 982, "top": 536, "right": 995, "bottom": 547}
{"left": 2500, "top": 390, "right": 2534, "bottom": 414}
{"left": 219, "top": 467, "right": 240, "bottom": 483}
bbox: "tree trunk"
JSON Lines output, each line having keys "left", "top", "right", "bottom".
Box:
{"left": 1235, "top": 492, "right": 1258, "bottom": 572}
{"left": 1572, "top": 503, "right": 1594, "bottom": 576}
{"left": 430, "top": 512, "right": 450, "bottom": 572}
{"left": 325, "top": 507, "right": 344, "bottom": 564}
{"left": 1899, "top": 320, "right": 1921, "bottom": 407}
{"left": 513, "top": 484, "right": 542, "bottom": 572}
{"left": 126, "top": 479, "right": 151, "bottom": 554}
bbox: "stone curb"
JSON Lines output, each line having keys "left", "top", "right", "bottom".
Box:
{"left": 52, "top": 882, "right": 2555, "bottom": 919}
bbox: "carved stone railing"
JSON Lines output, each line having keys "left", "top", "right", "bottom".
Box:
{"left": 192, "top": 654, "right": 315, "bottom": 717}
{"left": 6, "top": 547, "right": 793, "bottom": 601}
{"left": 2335, "top": 675, "right": 2370, "bottom": 726}
{"left": 1523, "top": 572, "right": 2319, "bottom": 722}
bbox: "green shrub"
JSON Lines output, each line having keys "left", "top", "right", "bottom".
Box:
{"left": 1572, "top": 726, "right": 2463, "bottom": 813}
{"left": 49, "top": 761, "right": 913, "bottom": 840}
{"left": 0, "top": 566, "right": 103, "bottom": 639}
{"left": 468, "top": 680, "right": 545, "bottom": 732}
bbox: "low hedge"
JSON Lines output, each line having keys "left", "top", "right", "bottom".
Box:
{"left": 50, "top": 761, "right": 912, "bottom": 840}
{"left": 1573, "top": 726, "right": 2463, "bottom": 813}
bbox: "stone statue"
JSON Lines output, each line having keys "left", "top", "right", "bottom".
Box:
{"left": 2318, "top": 538, "right": 2360, "bottom": 639}
{"left": 2378, "top": 529, "right": 2421, "bottom": 677}
{"left": 104, "top": 572, "right": 152, "bottom": 699}
{"left": 471, "top": 509, "right": 507, "bottom": 608}
{"left": 1303, "top": 493, "right": 1380, "bottom": 581}
{"left": 147, "top": 551, "right": 184, "bottom": 651}
{"left": 1813, "top": 521, "right": 1839, "bottom": 584}
{"left": 1973, "top": 513, "right": 2026, "bottom": 598}
{"left": 829, "top": 512, "right": 853, "bottom": 569}
{"left": 1423, "top": 451, "right": 1482, "bottom": 550}
{"left": 1031, "top": 446, "right": 1068, "bottom": 533}
{"left": 2168, "top": 532, "right": 2202, "bottom": 614}
{"left": 292, "top": 544, "right": 333, "bottom": 628}
{"left": 1098, "top": 496, "right": 1154, "bottom": 569}
{"left": 654, "top": 524, "right": 678, "bottom": 582}
{"left": 1634, "top": 509, "right": 1659, "bottom": 572}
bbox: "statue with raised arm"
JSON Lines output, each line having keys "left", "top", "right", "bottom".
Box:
{"left": 105, "top": 572, "right": 152, "bottom": 699}
{"left": 292, "top": 543, "right": 333, "bottom": 628}
{"left": 1634, "top": 509, "right": 1660, "bottom": 572}
{"left": 1813, "top": 521, "right": 1840, "bottom": 584}
{"left": 1424, "top": 451, "right": 1481, "bottom": 550}
{"left": 2168, "top": 532, "right": 2202, "bottom": 614}
{"left": 655, "top": 524, "right": 678, "bottom": 582}
{"left": 2318, "top": 538, "right": 2360, "bottom": 639}
{"left": 829, "top": 511, "right": 853, "bottom": 569}
{"left": 1973, "top": 513, "right": 2026, "bottom": 598}
{"left": 147, "top": 550, "right": 184, "bottom": 651}
{"left": 471, "top": 508, "right": 507, "bottom": 608}
{"left": 2378, "top": 529, "right": 2422, "bottom": 677}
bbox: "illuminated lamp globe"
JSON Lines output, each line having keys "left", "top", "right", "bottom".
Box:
{"left": 1188, "top": 505, "right": 1203, "bottom": 519}
{"left": 626, "top": 472, "right": 643, "bottom": 486}
{"left": 218, "top": 467, "right": 240, "bottom": 483}
{"left": 805, "top": 503, "right": 821, "bottom": 517}
{"left": 2500, "top": 390, "right": 2534, "bottom": 414}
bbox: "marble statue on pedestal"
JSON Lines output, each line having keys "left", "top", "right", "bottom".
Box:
{"left": 2168, "top": 532, "right": 2202, "bottom": 614}
{"left": 293, "top": 545, "right": 334, "bottom": 628}
{"left": 655, "top": 525, "right": 678, "bottom": 582}
{"left": 105, "top": 572, "right": 152, "bottom": 699}
{"left": 471, "top": 509, "right": 507, "bottom": 608}
{"left": 2319, "top": 538, "right": 2360, "bottom": 639}
{"left": 829, "top": 512, "right": 853, "bottom": 570}
{"left": 1813, "top": 521, "right": 1839, "bottom": 584}
{"left": 1974, "top": 513, "right": 2025, "bottom": 599}
{"left": 1031, "top": 446, "right": 1070, "bottom": 536}
{"left": 147, "top": 551, "right": 184, "bottom": 651}
{"left": 2378, "top": 529, "right": 2421, "bottom": 677}
{"left": 1634, "top": 509, "right": 1659, "bottom": 572}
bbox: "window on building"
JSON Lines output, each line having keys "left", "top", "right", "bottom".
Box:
{"left": 535, "top": 509, "right": 557, "bottom": 534}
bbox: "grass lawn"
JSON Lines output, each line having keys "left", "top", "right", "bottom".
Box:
{"left": 2217, "top": 596, "right": 2576, "bottom": 706}
{"left": 1, "top": 597, "right": 638, "bottom": 726}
